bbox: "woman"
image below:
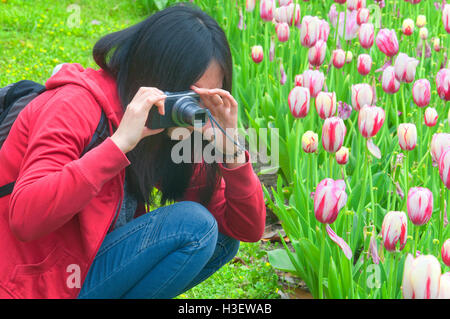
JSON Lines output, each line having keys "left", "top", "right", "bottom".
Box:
{"left": 0, "top": 3, "right": 265, "bottom": 299}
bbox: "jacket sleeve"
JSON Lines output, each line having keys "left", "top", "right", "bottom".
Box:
{"left": 183, "top": 151, "right": 266, "bottom": 242}
{"left": 9, "top": 87, "right": 130, "bottom": 242}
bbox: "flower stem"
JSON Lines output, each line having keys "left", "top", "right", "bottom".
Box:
{"left": 318, "top": 223, "right": 326, "bottom": 299}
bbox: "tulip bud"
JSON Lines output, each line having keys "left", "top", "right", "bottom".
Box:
{"left": 382, "top": 66, "right": 400, "bottom": 94}
{"left": 356, "top": 8, "right": 370, "bottom": 25}
{"left": 412, "top": 79, "right": 431, "bottom": 107}
{"left": 358, "top": 105, "right": 385, "bottom": 138}
{"left": 294, "top": 74, "right": 303, "bottom": 86}
{"left": 332, "top": 49, "right": 346, "bottom": 69}
{"left": 260, "top": 0, "right": 275, "bottom": 22}
{"left": 394, "top": 53, "right": 419, "bottom": 83}
{"left": 376, "top": 29, "right": 399, "bottom": 57}
{"left": 439, "top": 272, "right": 450, "bottom": 299}
{"left": 424, "top": 107, "right": 438, "bottom": 127}
{"left": 316, "top": 91, "right": 337, "bottom": 120}
{"left": 308, "top": 40, "right": 327, "bottom": 67}
{"left": 288, "top": 86, "right": 310, "bottom": 118}
{"left": 419, "top": 27, "right": 428, "bottom": 40}
{"left": 439, "top": 147, "right": 450, "bottom": 189}
{"left": 407, "top": 187, "right": 433, "bottom": 225}
{"left": 314, "top": 178, "right": 347, "bottom": 224}
{"left": 335, "top": 146, "right": 349, "bottom": 165}
{"left": 398, "top": 123, "right": 417, "bottom": 151}
{"left": 246, "top": 0, "right": 256, "bottom": 12}
{"left": 442, "top": 239, "right": 450, "bottom": 267}
{"left": 322, "top": 117, "right": 347, "bottom": 153}
{"left": 443, "top": 4, "right": 450, "bottom": 34}
{"left": 402, "top": 254, "right": 441, "bottom": 299}
{"left": 416, "top": 15, "right": 426, "bottom": 28}
{"left": 430, "top": 133, "right": 450, "bottom": 165}
{"left": 357, "top": 53, "right": 372, "bottom": 76}
{"left": 351, "top": 83, "right": 374, "bottom": 111}
{"left": 381, "top": 211, "right": 408, "bottom": 252}
{"left": 302, "top": 130, "right": 319, "bottom": 153}
{"left": 300, "top": 16, "right": 319, "bottom": 48}
{"left": 302, "top": 69, "right": 325, "bottom": 98}
{"left": 251, "top": 45, "right": 264, "bottom": 63}
{"left": 402, "top": 18, "right": 415, "bottom": 36}
{"left": 275, "top": 22, "right": 290, "bottom": 42}
{"left": 345, "top": 51, "right": 353, "bottom": 64}
{"left": 359, "top": 23, "right": 374, "bottom": 49}
{"left": 433, "top": 38, "right": 441, "bottom": 52}
{"left": 347, "top": 0, "right": 366, "bottom": 11}
{"left": 436, "top": 68, "right": 450, "bottom": 101}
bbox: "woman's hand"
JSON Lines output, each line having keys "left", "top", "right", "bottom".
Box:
{"left": 111, "top": 87, "right": 166, "bottom": 154}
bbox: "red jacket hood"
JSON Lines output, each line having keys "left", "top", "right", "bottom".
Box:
{"left": 45, "top": 63, "right": 123, "bottom": 129}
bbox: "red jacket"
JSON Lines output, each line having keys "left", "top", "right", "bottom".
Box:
{"left": 0, "top": 63, "right": 266, "bottom": 299}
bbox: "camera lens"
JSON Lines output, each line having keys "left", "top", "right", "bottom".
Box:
{"left": 172, "top": 96, "right": 207, "bottom": 127}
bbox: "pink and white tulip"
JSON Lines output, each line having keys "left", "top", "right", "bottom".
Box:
{"left": 412, "top": 79, "right": 431, "bottom": 107}
{"left": 407, "top": 187, "right": 433, "bottom": 225}
{"left": 356, "top": 8, "right": 369, "bottom": 25}
{"left": 436, "top": 68, "right": 450, "bottom": 101}
{"left": 442, "top": 239, "right": 450, "bottom": 267}
{"left": 376, "top": 29, "right": 399, "bottom": 57}
{"left": 332, "top": 49, "right": 346, "bottom": 69}
{"left": 302, "top": 69, "right": 324, "bottom": 98}
{"left": 314, "top": 178, "right": 348, "bottom": 224}
{"left": 315, "top": 91, "right": 337, "bottom": 120}
{"left": 335, "top": 146, "right": 349, "bottom": 165}
{"left": 402, "top": 18, "right": 415, "bottom": 36}
{"left": 251, "top": 45, "right": 264, "bottom": 64}
{"left": 381, "top": 211, "right": 408, "bottom": 252}
{"left": 357, "top": 53, "right": 372, "bottom": 76}
{"left": 424, "top": 107, "right": 438, "bottom": 127}
{"left": 439, "top": 273, "right": 450, "bottom": 299}
{"left": 439, "top": 147, "right": 450, "bottom": 189}
{"left": 394, "top": 53, "right": 419, "bottom": 83}
{"left": 294, "top": 74, "right": 303, "bottom": 86}
{"left": 275, "top": 22, "right": 290, "bottom": 42}
{"left": 308, "top": 40, "right": 327, "bottom": 67}
{"left": 430, "top": 133, "right": 450, "bottom": 165}
{"left": 260, "top": 0, "right": 275, "bottom": 22}
{"left": 398, "top": 123, "right": 417, "bottom": 151}
{"left": 302, "top": 130, "right": 319, "bottom": 153}
{"left": 351, "top": 83, "right": 374, "bottom": 111}
{"left": 443, "top": 4, "right": 450, "bottom": 33}
{"left": 288, "top": 86, "right": 310, "bottom": 118}
{"left": 246, "top": 0, "right": 256, "bottom": 12}
{"left": 402, "top": 254, "right": 441, "bottom": 299}
{"left": 358, "top": 105, "right": 385, "bottom": 138}
{"left": 358, "top": 22, "right": 374, "bottom": 49}
{"left": 347, "top": 0, "right": 366, "bottom": 11}
{"left": 275, "top": 3, "right": 301, "bottom": 26}
{"left": 300, "top": 16, "right": 319, "bottom": 48}
{"left": 322, "top": 117, "right": 347, "bottom": 153}
{"left": 382, "top": 66, "right": 400, "bottom": 94}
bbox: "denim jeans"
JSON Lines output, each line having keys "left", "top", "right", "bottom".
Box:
{"left": 78, "top": 201, "right": 240, "bottom": 299}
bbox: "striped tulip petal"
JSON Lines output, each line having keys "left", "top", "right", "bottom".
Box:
{"left": 326, "top": 225, "right": 353, "bottom": 259}
{"left": 367, "top": 138, "right": 381, "bottom": 159}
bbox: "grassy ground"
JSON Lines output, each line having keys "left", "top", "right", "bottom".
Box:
{"left": 0, "top": 0, "right": 283, "bottom": 298}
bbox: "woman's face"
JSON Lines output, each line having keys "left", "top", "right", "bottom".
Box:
{"left": 167, "top": 59, "right": 223, "bottom": 139}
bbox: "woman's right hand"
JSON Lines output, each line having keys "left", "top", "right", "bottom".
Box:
{"left": 111, "top": 87, "right": 167, "bottom": 154}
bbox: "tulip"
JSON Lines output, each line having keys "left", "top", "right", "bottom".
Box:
{"left": 402, "top": 18, "right": 415, "bottom": 36}
{"left": 398, "top": 123, "right": 417, "bottom": 151}
{"left": 436, "top": 68, "right": 450, "bottom": 101}
{"left": 334, "top": 0, "right": 346, "bottom": 3}
{"left": 357, "top": 53, "right": 372, "bottom": 76}
{"left": 443, "top": 4, "right": 450, "bottom": 33}
{"left": 300, "top": 16, "right": 319, "bottom": 48}
{"left": 412, "top": 79, "right": 431, "bottom": 107}
{"left": 336, "top": 10, "right": 359, "bottom": 41}
{"left": 358, "top": 22, "right": 374, "bottom": 49}
{"left": 332, "top": 49, "right": 346, "bottom": 69}
{"left": 251, "top": 45, "right": 264, "bottom": 64}
{"left": 433, "top": 38, "right": 441, "bottom": 52}
{"left": 394, "top": 53, "right": 419, "bottom": 83}
{"left": 381, "top": 211, "right": 408, "bottom": 252}
{"left": 356, "top": 8, "right": 369, "bottom": 25}
{"left": 382, "top": 66, "right": 400, "bottom": 94}
{"left": 302, "top": 69, "right": 324, "bottom": 98}
{"left": 302, "top": 130, "right": 319, "bottom": 153}
{"left": 358, "top": 105, "right": 385, "bottom": 138}
{"left": 347, "top": 0, "right": 366, "bottom": 11}
{"left": 345, "top": 51, "right": 353, "bottom": 64}
{"left": 416, "top": 15, "right": 426, "bottom": 28}
{"left": 313, "top": 178, "right": 347, "bottom": 224}
{"left": 376, "top": 29, "right": 399, "bottom": 57}
{"left": 442, "top": 239, "right": 450, "bottom": 267}
{"left": 278, "top": 0, "right": 292, "bottom": 6}
{"left": 275, "top": 22, "right": 290, "bottom": 42}
{"left": 308, "top": 40, "right": 327, "bottom": 67}
{"left": 322, "top": 117, "right": 347, "bottom": 153}
{"left": 279, "top": 63, "right": 287, "bottom": 85}
{"left": 338, "top": 101, "right": 352, "bottom": 120}
{"left": 439, "top": 147, "right": 450, "bottom": 189}
{"left": 260, "top": 0, "right": 275, "bottom": 22}
{"left": 288, "top": 86, "right": 310, "bottom": 118}
{"left": 315, "top": 91, "right": 337, "bottom": 120}
{"left": 275, "top": 3, "right": 300, "bottom": 26}
{"left": 335, "top": 146, "right": 349, "bottom": 165}
{"left": 246, "top": 0, "right": 256, "bottom": 12}
{"left": 402, "top": 254, "right": 441, "bottom": 299}
{"left": 424, "top": 107, "right": 438, "bottom": 127}
{"left": 269, "top": 36, "right": 275, "bottom": 61}
{"left": 317, "top": 19, "right": 330, "bottom": 43}
{"left": 407, "top": 187, "right": 433, "bottom": 225}
{"left": 419, "top": 27, "right": 428, "bottom": 40}
{"left": 439, "top": 273, "right": 450, "bottom": 299}
{"left": 430, "top": 133, "right": 450, "bottom": 165}
{"left": 294, "top": 74, "right": 303, "bottom": 86}
{"left": 351, "top": 83, "right": 374, "bottom": 111}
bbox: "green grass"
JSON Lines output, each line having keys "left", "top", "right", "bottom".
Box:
{"left": 0, "top": 0, "right": 283, "bottom": 299}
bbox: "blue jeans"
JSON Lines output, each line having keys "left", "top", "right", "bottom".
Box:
{"left": 78, "top": 201, "right": 240, "bottom": 299}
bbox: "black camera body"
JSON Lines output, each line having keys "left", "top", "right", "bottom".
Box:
{"left": 146, "top": 90, "right": 208, "bottom": 129}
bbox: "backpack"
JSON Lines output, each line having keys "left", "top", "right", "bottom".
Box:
{"left": 0, "top": 80, "right": 109, "bottom": 198}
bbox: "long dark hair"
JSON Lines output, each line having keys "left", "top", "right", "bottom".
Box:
{"left": 92, "top": 3, "right": 233, "bottom": 207}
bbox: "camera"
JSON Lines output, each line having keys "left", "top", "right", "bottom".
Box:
{"left": 146, "top": 90, "right": 208, "bottom": 129}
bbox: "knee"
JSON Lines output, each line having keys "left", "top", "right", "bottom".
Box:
{"left": 218, "top": 234, "right": 240, "bottom": 265}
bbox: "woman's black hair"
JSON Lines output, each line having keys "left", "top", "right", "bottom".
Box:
{"left": 93, "top": 2, "right": 233, "bottom": 207}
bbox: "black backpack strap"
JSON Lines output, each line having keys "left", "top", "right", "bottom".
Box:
{"left": 0, "top": 182, "right": 15, "bottom": 198}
